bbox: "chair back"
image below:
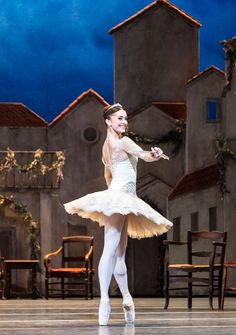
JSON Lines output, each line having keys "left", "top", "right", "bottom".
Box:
{"left": 62, "top": 236, "right": 94, "bottom": 268}
{"left": 0, "top": 258, "right": 4, "bottom": 278}
{"left": 0, "top": 249, "right": 4, "bottom": 277}
{"left": 187, "top": 230, "right": 227, "bottom": 266}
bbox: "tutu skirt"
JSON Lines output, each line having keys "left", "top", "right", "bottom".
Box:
{"left": 64, "top": 188, "right": 172, "bottom": 239}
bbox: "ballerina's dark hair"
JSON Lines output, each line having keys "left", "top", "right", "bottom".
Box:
{"left": 103, "top": 103, "right": 123, "bottom": 121}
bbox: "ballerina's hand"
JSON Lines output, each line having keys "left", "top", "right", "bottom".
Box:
{"left": 151, "top": 147, "right": 169, "bottom": 160}
{"left": 151, "top": 147, "right": 162, "bottom": 158}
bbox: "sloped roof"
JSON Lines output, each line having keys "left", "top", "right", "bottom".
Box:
{"left": 169, "top": 164, "right": 219, "bottom": 200}
{"left": 0, "top": 103, "right": 47, "bottom": 127}
{"left": 129, "top": 102, "right": 186, "bottom": 120}
{"left": 49, "top": 89, "right": 109, "bottom": 127}
{"left": 137, "top": 173, "right": 172, "bottom": 192}
{"left": 187, "top": 66, "right": 225, "bottom": 85}
{"left": 109, "top": 0, "right": 201, "bottom": 34}
{"left": 153, "top": 102, "right": 186, "bottom": 120}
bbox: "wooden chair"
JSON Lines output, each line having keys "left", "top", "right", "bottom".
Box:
{"left": 220, "top": 261, "right": 236, "bottom": 310}
{"left": 44, "top": 236, "right": 94, "bottom": 299}
{"left": 163, "top": 230, "right": 227, "bottom": 309}
{"left": 0, "top": 255, "right": 5, "bottom": 299}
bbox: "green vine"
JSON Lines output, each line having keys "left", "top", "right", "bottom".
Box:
{"left": 0, "top": 194, "right": 40, "bottom": 259}
{"left": 221, "top": 37, "right": 236, "bottom": 96}
{"left": 125, "top": 119, "right": 185, "bottom": 157}
{"left": 215, "top": 137, "right": 236, "bottom": 196}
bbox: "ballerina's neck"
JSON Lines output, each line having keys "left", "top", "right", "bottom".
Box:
{"left": 106, "top": 126, "right": 122, "bottom": 139}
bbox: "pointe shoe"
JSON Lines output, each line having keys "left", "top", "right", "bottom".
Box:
{"left": 98, "top": 301, "right": 111, "bottom": 326}
{"left": 123, "top": 300, "right": 135, "bottom": 323}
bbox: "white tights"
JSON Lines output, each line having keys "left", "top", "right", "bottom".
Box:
{"left": 98, "top": 214, "right": 132, "bottom": 303}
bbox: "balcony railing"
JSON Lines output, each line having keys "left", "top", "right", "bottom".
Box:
{"left": 0, "top": 150, "right": 65, "bottom": 189}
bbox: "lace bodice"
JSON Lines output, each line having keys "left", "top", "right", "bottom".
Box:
{"left": 107, "top": 136, "right": 159, "bottom": 195}
{"left": 111, "top": 138, "right": 138, "bottom": 174}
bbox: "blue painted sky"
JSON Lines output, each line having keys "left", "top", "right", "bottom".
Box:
{"left": 0, "top": 0, "right": 235, "bottom": 122}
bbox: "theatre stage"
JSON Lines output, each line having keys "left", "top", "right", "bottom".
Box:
{"left": 0, "top": 297, "right": 236, "bottom": 335}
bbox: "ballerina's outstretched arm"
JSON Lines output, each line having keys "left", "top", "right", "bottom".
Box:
{"left": 120, "top": 136, "right": 169, "bottom": 162}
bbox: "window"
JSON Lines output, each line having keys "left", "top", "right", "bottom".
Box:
{"left": 191, "top": 212, "right": 199, "bottom": 232}
{"left": 207, "top": 99, "right": 220, "bottom": 122}
{"left": 81, "top": 126, "right": 100, "bottom": 143}
{"left": 173, "top": 217, "right": 181, "bottom": 241}
{"left": 209, "top": 207, "right": 217, "bottom": 231}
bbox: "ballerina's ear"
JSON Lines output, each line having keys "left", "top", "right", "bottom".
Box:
{"left": 105, "top": 118, "right": 111, "bottom": 127}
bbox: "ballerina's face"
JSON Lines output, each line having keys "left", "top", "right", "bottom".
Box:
{"left": 106, "top": 109, "right": 128, "bottom": 135}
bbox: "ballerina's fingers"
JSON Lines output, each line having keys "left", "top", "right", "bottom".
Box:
{"left": 154, "top": 147, "right": 163, "bottom": 156}
{"left": 151, "top": 147, "right": 157, "bottom": 157}
{"left": 151, "top": 147, "right": 169, "bottom": 160}
{"left": 151, "top": 147, "right": 163, "bottom": 157}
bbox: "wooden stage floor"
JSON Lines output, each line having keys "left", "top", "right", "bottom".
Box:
{"left": 0, "top": 297, "right": 236, "bottom": 335}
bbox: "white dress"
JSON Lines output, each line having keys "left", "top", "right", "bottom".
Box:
{"left": 64, "top": 136, "right": 173, "bottom": 239}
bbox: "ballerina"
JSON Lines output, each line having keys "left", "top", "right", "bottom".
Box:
{"left": 64, "top": 103, "right": 173, "bottom": 325}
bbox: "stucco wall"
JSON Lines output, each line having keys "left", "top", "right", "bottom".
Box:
{"left": 186, "top": 72, "right": 225, "bottom": 173}
{"left": 129, "top": 105, "right": 185, "bottom": 187}
{"left": 0, "top": 127, "right": 47, "bottom": 150}
{"left": 222, "top": 70, "right": 236, "bottom": 286}
{"left": 224, "top": 160, "right": 236, "bottom": 253}
{"left": 113, "top": 6, "right": 199, "bottom": 112}
{"left": 223, "top": 68, "right": 236, "bottom": 138}
{"left": 48, "top": 97, "right": 106, "bottom": 202}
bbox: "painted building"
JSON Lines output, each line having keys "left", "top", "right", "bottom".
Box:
{"left": 0, "top": 0, "right": 235, "bottom": 297}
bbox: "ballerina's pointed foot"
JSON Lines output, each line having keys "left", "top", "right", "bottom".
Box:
{"left": 123, "top": 300, "right": 135, "bottom": 323}
{"left": 99, "top": 301, "right": 111, "bottom": 326}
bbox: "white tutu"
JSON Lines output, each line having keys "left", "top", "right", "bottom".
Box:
{"left": 64, "top": 136, "right": 173, "bottom": 239}
{"left": 64, "top": 188, "right": 172, "bottom": 239}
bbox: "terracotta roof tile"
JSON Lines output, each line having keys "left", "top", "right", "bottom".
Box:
{"left": 169, "top": 165, "right": 219, "bottom": 200}
{"left": 109, "top": 0, "right": 201, "bottom": 34}
{"left": 187, "top": 66, "right": 225, "bottom": 85}
{"left": 0, "top": 103, "right": 47, "bottom": 127}
{"left": 49, "top": 89, "right": 109, "bottom": 127}
{"left": 129, "top": 101, "right": 186, "bottom": 120}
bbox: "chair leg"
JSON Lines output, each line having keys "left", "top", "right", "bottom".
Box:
{"left": 209, "top": 271, "right": 214, "bottom": 310}
{"left": 188, "top": 273, "right": 192, "bottom": 309}
{"left": 90, "top": 274, "right": 93, "bottom": 299}
{"left": 85, "top": 278, "right": 88, "bottom": 300}
{"left": 209, "top": 287, "right": 213, "bottom": 310}
{"left": 163, "top": 270, "right": 169, "bottom": 309}
{"left": 61, "top": 278, "right": 65, "bottom": 299}
{"left": 1, "top": 279, "right": 5, "bottom": 299}
{"left": 45, "top": 277, "right": 49, "bottom": 299}
{"left": 218, "top": 268, "right": 223, "bottom": 310}
{"left": 220, "top": 266, "right": 227, "bottom": 310}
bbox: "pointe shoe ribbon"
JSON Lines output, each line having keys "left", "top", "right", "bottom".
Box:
{"left": 99, "top": 301, "right": 111, "bottom": 326}
{"left": 123, "top": 301, "right": 135, "bottom": 323}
